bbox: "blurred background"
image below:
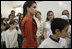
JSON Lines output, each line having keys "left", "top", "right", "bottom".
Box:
{"left": 1, "top": 1, "right": 71, "bottom": 20}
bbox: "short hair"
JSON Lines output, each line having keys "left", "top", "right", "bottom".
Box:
{"left": 35, "top": 11, "right": 41, "bottom": 18}
{"left": 11, "top": 10, "right": 15, "bottom": 13}
{"left": 1, "top": 22, "right": 6, "bottom": 26}
{"left": 1, "top": 22, "right": 7, "bottom": 31}
{"left": 1, "top": 18, "right": 6, "bottom": 22}
{"left": 51, "top": 18, "right": 69, "bottom": 34}
{"left": 9, "top": 20, "right": 16, "bottom": 25}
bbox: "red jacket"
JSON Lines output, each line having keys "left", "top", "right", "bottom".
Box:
{"left": 21, "top": 14, "right": 37, "bottom": 48}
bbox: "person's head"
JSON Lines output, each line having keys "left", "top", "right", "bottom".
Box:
{"left": 11, "top": 10, "right": 15, "bottom": 17}
{"left": 1, "top": 22, "right": 6, "bottom": 31}
{"left": 17, "top": 13, "right": 21, "bottom": 17}
{"left": 2, "top": 18, "right": 7, "bottom": 23}
{"left": 35, "top": 11, "right": 41, "bottom": 20}
{"left": 51, "top": 18, "right": 69, "bottom": 38}
{"left": 46, "top": 11, "right": 54, "bottom": 22}
{"left": 20, "top": 14, "right": 23, "bottom": 20}
{"left": 62, "top": 10, "right": 69, "bottom": 18}
{"left": 9, "top": 20, "right": 16, "bottom": 29}
{"left": 8, "top": 14, "right": 14, "bottom": 21}
{"left": 23, "top": 1, "right": 37, "bottom": 17}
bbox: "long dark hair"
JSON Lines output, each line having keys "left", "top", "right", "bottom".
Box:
{"left": 23, "top": 1, "right": 37, "bottom": 18}
{"left": 46, "top": 11, "right": 54, "bottom": 22}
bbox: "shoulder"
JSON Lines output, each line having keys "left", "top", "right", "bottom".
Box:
{"left": 60, "top": 38, "right": 67, "bottom": 44}
{"left": 5, "top": 29, "right": 9, "bottom": 32}
{"left": 1, "top": 31, "right": 6, "bottom": 36}
{"left": 13, "top": 29, "right": 18, "bottom": 33}
{"left": 38, "top": 38, "right": 49, "bottom": 48}
{"left": 23, "top": 16, "right": 32, "bottom": 23}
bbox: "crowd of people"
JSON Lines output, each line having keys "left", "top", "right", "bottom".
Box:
{"left": 1, "top": 1, "right": 71, "bottom": 48}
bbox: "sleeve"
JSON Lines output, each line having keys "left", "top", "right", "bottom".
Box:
{"left": 43, "top": 22, "right": 47, "bottom": 39}
{"left": 64, "top": 40, "right": 68, "bottom": 48}
{"left": 61, "top": 38, "right": 68, "bottom": 48}
{"left": 21, "top": 20, "right": 25, "bottom": 37}
{"left": 25, "top": 20, "right": 35, "bottom": 47}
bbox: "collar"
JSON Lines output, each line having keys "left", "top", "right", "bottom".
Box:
{"left": 49, "top": 35, "right": 60, "bottom": 43}
{"left": 25, "top": 14, "right": 32, "bottom": 18}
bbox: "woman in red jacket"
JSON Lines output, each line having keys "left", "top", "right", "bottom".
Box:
{"left": 21, "top": 1, "right": 37, "bottom": 48}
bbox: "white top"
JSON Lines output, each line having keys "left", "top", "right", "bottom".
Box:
{"left": 65, "top": 24, "right": 71, "bottom": 48}
{"left": 36, "top": 19, "right": 44, "bottom": 37}
{"left": 44, "top": 21, "right": 52, "bottom": 38}
{"left": 60, "top": 15, "right": 69, "bottom": 20}
{"left": 14, "top": 16, "right": 19, "bottom": 23}
{"left": 1, "top": 31, "right": 7, "bottom": 42}
{"left": 5, "top": 28, "right": 18, "bottom": 48}
{"left": 38, "top": 37, "right": 67, "bottom": 48}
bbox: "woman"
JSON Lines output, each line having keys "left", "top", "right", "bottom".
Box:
{"left": 21, "top": 1, "right": 37, "bottom": 48}
{"left": 35, "top": 11, "right": 44, "bottom": 46}
{"left": 43, "top": 11, "right": 54, "bottom": 39}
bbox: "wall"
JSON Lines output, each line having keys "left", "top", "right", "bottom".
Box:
{"left": 37, "top": 1, "right": 71, "bottom": 21}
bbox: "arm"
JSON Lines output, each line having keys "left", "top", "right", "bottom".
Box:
{"left": 25, "top": 20, "right": 35, "bottom": 47}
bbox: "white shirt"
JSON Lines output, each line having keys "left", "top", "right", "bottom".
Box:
{"left": 38, "top": 37, "right": 67, "bottom": 48}
{"left": 65, "top": 24, "right": 71, "bottom": 48}
{"left": 44, "top": 21, "right": 52, "bottom": 38}
{"left": 14, "top": 16, "right": 19, "bottom": 23}
{"left": 1, "top": 31, "right": 7, "bottom": 42}
{"left": 5, "top": 28, "right": 18, "bottom": 48}
{"left": 35, "top": 19, "right": 44, "bottom": 37}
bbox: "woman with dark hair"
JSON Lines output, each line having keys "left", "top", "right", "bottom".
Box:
{"left": 43, "top": 11, "right": 54, "bottom": 39}
{"left": 21, "top": 1, "right": 37, "bottom": 48}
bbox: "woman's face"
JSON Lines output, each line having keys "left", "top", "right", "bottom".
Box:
{"left": 36, "top": 13, "right": 41, "bottom": 19}
{"left": 28, "top": 3, "right": 37, "bottom": 15}
{"left": 48, "top": 12, "right": 54, "bottom": 21}
{"left": 20, "top": 15, "right": 23, "bottom": 20}
{"left": 63, "top": 11, "right": 69, "bottom": 18}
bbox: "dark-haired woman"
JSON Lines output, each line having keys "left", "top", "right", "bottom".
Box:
{"left": 43, "top": 11, "right": 54, "bottom": 39}
{"left": 21, "top": 1, "right": 37, "bottom": 48}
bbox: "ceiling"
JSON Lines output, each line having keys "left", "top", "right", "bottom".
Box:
{"left": 1, "top": 1, "right": 42, "bottom": 8}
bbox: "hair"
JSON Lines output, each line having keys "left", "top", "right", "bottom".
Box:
{"left": 9, "top": 20, "right": 16, "bottom": 25}
{"left": 35, "top": 11, "right": 41, "bottom": 18}
{"left": 51, "top": 18, "right": 69, "bottom": 34}
{"left": 1, "top": 22, "right": 7, "bottom": 31}
{"left": 46, "top": 11, "right": 54, "bottom": 21}
{"left": 1, "top": 18, "right": 6, "bottom": 22}
{"left": 19, "top": 14, "right": 23, "bottom": 29}
{"left": 1, "top": 22, "right": 6, "bottom": 27}
{"left": 62, "top": 10, "right": 69, "bottom": 17}
{"left": 11, "top": 10, "right": 15, "bottom": 13}
{"left": 23, "top": 1, "right": 37, "bottom": 18}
